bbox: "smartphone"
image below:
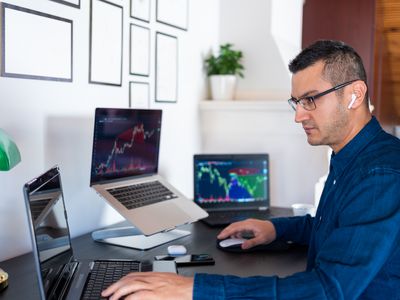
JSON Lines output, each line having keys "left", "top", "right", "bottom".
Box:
{"left": 154, "top": 254, "right": 215, "bottom": 266}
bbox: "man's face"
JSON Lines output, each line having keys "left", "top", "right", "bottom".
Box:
{"left": 290, "top": 61, "right": 351, "bottom": 152}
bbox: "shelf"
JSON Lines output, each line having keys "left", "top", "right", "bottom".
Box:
{"left": 199, "top": 100, "right": 291, "bottom": 112}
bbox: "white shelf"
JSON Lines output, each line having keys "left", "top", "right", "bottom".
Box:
{"left": 199, "top": 100, "right": 291, "bottom": 112}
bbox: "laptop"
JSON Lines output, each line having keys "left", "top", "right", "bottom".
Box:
{"left": 23, "top": 166, "right": 177, "bottom": 300}
{"left": 90, "top": 108, "right": 208, "bottom": 236}
{"left": 194, "top": 154, "right": 278, "bottom": 227}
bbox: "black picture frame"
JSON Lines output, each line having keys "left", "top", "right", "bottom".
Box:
{"left": 130, "top": 24, "right": 150, "bottom": 76}
{"left": 155, "top": 32, "right": 178, "bottom": 103}
{"left": 130, "top": 0, "right": 150, "bottom": 23}
{"left": 156, "top": 0, "right": 188, "bottom": 31}
{"left": 89, "top": 0, "right": 123, "bottom": 86}
{"left": 1, "top": 3, "right": 73, "bottom": 82}
{"left": 129, "top": 81, "right": 150, "bottom": 108}
{"left": 49, "top": 0, "right": 80, "bottom": 9}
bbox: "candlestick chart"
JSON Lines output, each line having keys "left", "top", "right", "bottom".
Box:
{"left": 91, "top": 116, "right": 161, "bottom": 183}
{"left": 195, "top": 161, "right": 267, "bottom": 203}
{"left": 95, "top": 123, "right": 157, "bottom": 176}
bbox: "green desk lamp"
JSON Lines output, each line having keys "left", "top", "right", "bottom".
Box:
{"left": 0, "top": 128, "right": 21, "bottom": 292}
{"left": 0, "top": 129, "right": 21, "bottom": 171}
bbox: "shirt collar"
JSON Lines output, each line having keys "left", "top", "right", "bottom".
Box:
{"left": 329, "top": 116, "right": 381, "bottom": 178}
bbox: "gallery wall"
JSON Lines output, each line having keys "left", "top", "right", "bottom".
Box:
{"left": 0, "top": 0, "right": 219, "bottom": 261}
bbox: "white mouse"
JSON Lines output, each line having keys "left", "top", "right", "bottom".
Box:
{"left": 219, "top": 238, "right": 246, "bottom": 248}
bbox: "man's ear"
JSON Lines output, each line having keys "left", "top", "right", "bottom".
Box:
{"left": 349, "top": 81, "right": 367, "bottom": 109}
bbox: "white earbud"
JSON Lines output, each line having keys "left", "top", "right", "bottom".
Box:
{"left": 348, "top": 94, "right": 356, "bottom": 109}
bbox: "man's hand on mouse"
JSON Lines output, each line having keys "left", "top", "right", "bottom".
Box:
{"left": 217, "top": 219, "right": 277, "bottom": 250}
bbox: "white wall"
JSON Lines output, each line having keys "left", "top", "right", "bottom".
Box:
{"left": 0, "top": 0, "right": 219, "bottom": 261}
{"left": 219, "top": 0, "right": 303, "bottom": 100}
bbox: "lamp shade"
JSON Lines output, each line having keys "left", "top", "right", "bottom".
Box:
{"left": 0, "top": 129, "right": 21, "bottom": 171}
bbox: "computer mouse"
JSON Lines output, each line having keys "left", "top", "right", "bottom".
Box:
{"left": 218, "top": 238, "right": 246, "bottom": 249}
{"left": 217, "top": 238, "right": 292, "bottom": 253}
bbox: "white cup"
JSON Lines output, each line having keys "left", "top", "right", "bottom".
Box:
{"left": 291, "top": 203, "right": 316, "bottom": 216}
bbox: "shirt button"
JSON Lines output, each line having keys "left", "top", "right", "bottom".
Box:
{"left": 333, "top": 180, "right": 336, "bottom": 185}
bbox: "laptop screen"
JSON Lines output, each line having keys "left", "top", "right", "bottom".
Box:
{"left": 193, "top": 154, "right": 270, "bottom": 210}
{"left": 23, "top": 166, "right": 74, "bottom": 297}
{"left": 90, "top": 108, "right": 162, "bottom": 185}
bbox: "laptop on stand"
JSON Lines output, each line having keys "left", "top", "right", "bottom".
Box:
{"left": 194, "top": 154, "right": 287, "bottom": 227}
{"left": 89, "top": 108, "right": 208, "bottom": 249}
{"left": 23, "top": 166, "right": 176, "bottom": 300}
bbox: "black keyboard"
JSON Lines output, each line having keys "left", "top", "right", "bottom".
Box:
{"left": 204, "top": 210, "right": 273, "bottom": 227}
{"left": 107, "top": 181, "right": 178, "bottom": 210}
{"left": 81, "top": 260, "right": 140, "bottom": 300}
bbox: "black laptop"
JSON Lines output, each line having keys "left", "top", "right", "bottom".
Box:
{"left": 23, "top": 166, "right": 176, "bottom": 300}
{"left": 194, "top": 154, "right": 286, "bottom": 227}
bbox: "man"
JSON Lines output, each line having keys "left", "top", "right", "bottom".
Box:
{"left": 102, "top": 40, "right": 400, "bottom": 299}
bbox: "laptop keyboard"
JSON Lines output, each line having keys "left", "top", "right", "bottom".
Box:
{"left": 81, "top": 260, "right": 141, "bottom": 300}
{"left": 205, "top": 210, "right": 272, "bottom": 226}
{"left": 107, "top": 181, "right": 178, "bottom": 210}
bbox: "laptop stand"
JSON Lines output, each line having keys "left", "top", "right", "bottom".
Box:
{"left": 91, "top": 226, "right": 191, "bottom": 250}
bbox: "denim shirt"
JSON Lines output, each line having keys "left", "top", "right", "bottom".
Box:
{"left": 193, "top": 117, "right": 400, "bottom": 300}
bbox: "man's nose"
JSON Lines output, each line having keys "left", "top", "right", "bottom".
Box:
{"left": 294, "top": 104, "right": 310, "bottom": 123}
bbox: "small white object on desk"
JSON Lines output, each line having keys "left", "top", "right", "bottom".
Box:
{"left": 167, "top": 245, "right": 187, "bottom": 255}
{"left": 291, "top": 203, "right": 316, "bottom": 216}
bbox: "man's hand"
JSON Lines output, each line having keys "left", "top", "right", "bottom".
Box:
{"left": 217, "top": 218, "right": 277, "bottom": 249}
{"left": 102, "top": 272, "right": 193, "bottom": 300}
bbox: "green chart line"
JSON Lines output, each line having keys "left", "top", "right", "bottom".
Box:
{"left": 197, "top": 165, "right": 266, "bottom": 198}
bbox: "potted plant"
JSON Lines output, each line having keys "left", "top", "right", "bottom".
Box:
{"left": 205, "top": 43, "right": 244, "bottom": 100}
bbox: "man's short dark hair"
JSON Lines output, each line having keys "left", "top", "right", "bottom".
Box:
{"left": 289, "top": 40, "right": 368, "bottom": 102}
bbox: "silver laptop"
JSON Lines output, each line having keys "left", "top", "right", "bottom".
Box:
{"left": 90, "top": 108, "right": 208, "bottom": 236}
{"left": 23, "top": 166, "right": 176, "bottom": 300}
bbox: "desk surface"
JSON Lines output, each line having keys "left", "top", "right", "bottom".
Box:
{"left": 0, "top": 218, "right": 307, "bottom": 299}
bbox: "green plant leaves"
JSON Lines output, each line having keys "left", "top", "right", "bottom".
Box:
{"left": 205, "top": 43, "right": 244, "bottom": 78}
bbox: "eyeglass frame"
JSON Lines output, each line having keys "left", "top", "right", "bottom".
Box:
{"left": 287, "top": 79, "right": 360, "bottom": 111}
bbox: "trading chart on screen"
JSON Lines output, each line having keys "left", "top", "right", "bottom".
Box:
{"left": 194, "top": 159, "right": 268, "bottom": 204}
{"left": 91, "top": 109, "right": 161, "bottom": 183}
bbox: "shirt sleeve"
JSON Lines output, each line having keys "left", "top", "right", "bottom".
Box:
{"left": 270, "top": 215, "right": 314, "bottom": 245}
{"left": 193, "top": 171, "right": 400, "bottom": 300}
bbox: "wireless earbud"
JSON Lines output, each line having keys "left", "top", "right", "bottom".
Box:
{"left": 348, "top": 94, "right": 356, "bottom": 109}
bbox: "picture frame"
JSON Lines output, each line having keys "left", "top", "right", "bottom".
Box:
{"left": 89, "top": 0, "right": 123, "bottom": 86}
{"left": 1, "top": 3, "right": 73, "bottom": 82}
{"left": 49, "top": 0, "right": 80, "bottom": 9}
{"left": 155, "top": 32, "right": 178, "bottom": 103}
{"left": 130, "top": 24, "right": 150, "bottom": 76}
{"left": 130, "top": 0, "right": 150, "bottom": 22}
{"left": 156, "top": 0, "right": 188, "bottom": 31}
{"left": 129, "top": 81, "right": 149, "bottom": 108}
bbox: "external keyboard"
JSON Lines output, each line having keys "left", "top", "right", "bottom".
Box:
{"left": 204, "top": 210, "right": 273, "bottom": 227}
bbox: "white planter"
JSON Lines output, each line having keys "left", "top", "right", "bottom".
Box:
{"left": 209, "top": 75, "right": 237, "bottom": 100}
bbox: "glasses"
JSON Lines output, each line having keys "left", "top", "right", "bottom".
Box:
{"left": 288, "top": 79, "right": 359, "bottom": 111}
